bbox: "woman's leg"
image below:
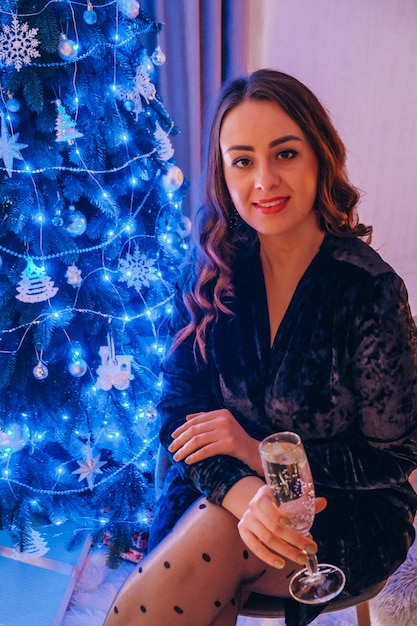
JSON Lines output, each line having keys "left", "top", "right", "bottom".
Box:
{"left": 104, "top": 497, "right": 297, "bottom": 626}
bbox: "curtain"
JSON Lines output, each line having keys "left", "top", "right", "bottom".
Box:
{"left": 142, "top": 0, "right": 250, "bottom": 212}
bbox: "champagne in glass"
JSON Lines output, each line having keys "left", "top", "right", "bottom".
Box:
{"left": 259, "top": 431, "right": 345, "bottom": 604}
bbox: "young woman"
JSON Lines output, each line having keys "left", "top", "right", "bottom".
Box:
{"left": 104, "top": 69, "right": 417, "bottom": 626}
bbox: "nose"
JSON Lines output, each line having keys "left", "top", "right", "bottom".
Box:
{"left": 254, "top": 161, "right": 279, "bottom": 190}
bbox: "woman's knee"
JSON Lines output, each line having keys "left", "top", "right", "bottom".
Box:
{"left": 173, "top": 497, "right": 242, "bottom": 544}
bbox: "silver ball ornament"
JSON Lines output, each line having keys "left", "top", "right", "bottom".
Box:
{"left": 151, "top": 45, "right": 166, "bottom": 66}
{"left": 161, "top": 165, "right": 184, "bottom": 193}
{"left": 0, "top": 423, "right": 30, "bottom": 452}
{"left": 141, "top": 54, "right": 154, "bottom": 74}
{"left": 83, "top": 4, "right": 97, "bottom": 24}
{"left": 58, "top": 35, "right": 79, "bottom": 62}
{"left": 52, "top": 208, "right": 64, "bottom": 227}
{"left": 176, "top": 215, "right": 191, "bottom": 238}
{"left": 124, "top": 99, "right": 135, "bottom": 112}
{"left": 68, "top": 358, "right": 88, "bottom": 377}
{"left": 6, "top": 97, "right": 20, "bottom": 113}
{"left": 163, "top": 232, "right": 183, "bottom": 257}
{"left": 33, "top": 361, "right": 49, "bottom": 380}
{"left": 156, "top": 202, "right": 190, "bottom": 261}
{"left": 62, "top": 206, "right": 87, "bottom": 237}
{"left": 118, "top": 0, "right": 140, "bottom": 19}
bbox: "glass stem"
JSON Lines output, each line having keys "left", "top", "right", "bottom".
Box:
{"left": 305, "top": 532, "right": 318, "bottom": 575}
{"left": 306, "top": 552, "right": 319, "bottom": 575}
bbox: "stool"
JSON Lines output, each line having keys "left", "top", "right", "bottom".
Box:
{"left": 240, "top": 579, "right": 386, "bottom": 626}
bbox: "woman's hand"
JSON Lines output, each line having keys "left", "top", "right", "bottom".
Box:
{"left": 168, "top": 409, "right": 263, "bottom": 474}
{"left": 237, "top": 484, "right": 326, "bottom": 569}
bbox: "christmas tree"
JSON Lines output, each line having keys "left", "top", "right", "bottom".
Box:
{"left": 0, "top": 0, "right": 188, "bottom": 565}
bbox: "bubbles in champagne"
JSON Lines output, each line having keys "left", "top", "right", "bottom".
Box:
{"left": 262, "top": 442, "right": 315, "bottom": 534}
{"left": 280, "top": 491, "right": 315, "bottom": 533}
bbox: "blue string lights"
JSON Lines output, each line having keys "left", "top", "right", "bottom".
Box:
{"left": 0, "top": 0, "right": 188, "bottom": 562}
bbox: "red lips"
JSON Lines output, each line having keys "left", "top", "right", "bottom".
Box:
{"left": 253, "top": 196, "right": 289, "bottom": 214}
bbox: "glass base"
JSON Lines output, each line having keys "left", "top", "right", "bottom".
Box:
{"left": 289, "top": 563, "right": 346, "bottom": 605}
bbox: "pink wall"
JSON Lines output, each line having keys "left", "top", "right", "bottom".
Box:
{"left": 249, "top": 0, "right": 417, "bottom": 313}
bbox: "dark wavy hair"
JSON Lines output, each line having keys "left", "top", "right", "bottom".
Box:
{"left": 176, "top": 69, "right": 372, "bottom": 359}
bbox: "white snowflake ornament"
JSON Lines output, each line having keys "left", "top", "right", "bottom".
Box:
{"left": 118, "top": 243, "right": 157, "bottom": 292}
{"left": 0, "top": 15, "right": 41, "bottom": 72}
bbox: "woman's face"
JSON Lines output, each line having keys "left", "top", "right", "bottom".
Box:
{"left": 220, "top": 99, "right": 320, "bottom": 242}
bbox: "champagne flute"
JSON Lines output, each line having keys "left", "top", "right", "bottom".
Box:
{"left": 259, "top": 431, "right": 345, "bottom": 604}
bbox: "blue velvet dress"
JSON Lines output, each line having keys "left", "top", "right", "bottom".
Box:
{"left": 150, "top": 235, "right": 417, "bottom": 625}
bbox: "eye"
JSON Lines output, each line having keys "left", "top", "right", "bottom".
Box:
{"left": 231, "top": 156, "right": 252, "bottom": 168}
{"left": 277, "top": 149, "right": 298, "bottom": 160}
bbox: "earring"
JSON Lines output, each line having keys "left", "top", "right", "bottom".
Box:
{"left": 228, "top": 207, "right": 240, "bottom": 230}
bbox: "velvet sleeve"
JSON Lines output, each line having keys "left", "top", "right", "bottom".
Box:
{"left": 157, "top": 285, "right": 258, "bottom": 504}
{"left": 306, "top": 272, "right": 417, "bottom": 492}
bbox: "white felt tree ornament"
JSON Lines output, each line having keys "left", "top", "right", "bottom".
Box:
{"left": 16, "top": 258, "right": 59, "bottom": 303}
{"left": 55, "top": 100, "right": 83, "bottom": 143}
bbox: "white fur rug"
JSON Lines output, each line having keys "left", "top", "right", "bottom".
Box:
{"left": 62, "top": 529, "right": 417, "bottom": 626}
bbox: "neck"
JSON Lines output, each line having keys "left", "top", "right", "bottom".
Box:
{"left": 259, "top": 229, "right": 325, "bottom": 277}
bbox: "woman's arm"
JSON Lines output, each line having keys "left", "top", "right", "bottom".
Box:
{"left": 222, "top": 477, "right": 324, "bottom": 569}
{"left": 158, "top": 287, "right": 261, "bottom": 500}
{"left": 168, "top": 409, "right": 264, "bottom": 475}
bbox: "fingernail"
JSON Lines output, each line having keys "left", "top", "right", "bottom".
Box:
{"left": 297, "top": 555, "right": 309, "bottom": 566}
{"left": 280, "top": 517, "right": 291, "bottom": 527}
{"left": 274, "top": 559, "right": 285, "bottom": 569}
{"left": 306, "top": 544, "right": 317, "bottom": 555}
{"left": 168, "top": 444, "right": 174, "bottom": 452}
{"left": 173, "top": 453, "right": 179, "bottom": 461}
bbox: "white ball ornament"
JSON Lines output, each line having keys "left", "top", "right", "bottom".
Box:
{"left": 161, "top": 165, "right": 184, "bottom": 193}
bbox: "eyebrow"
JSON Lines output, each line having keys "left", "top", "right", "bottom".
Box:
{"left": 225, "top": 134, "right": 303, "bottom": 153}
